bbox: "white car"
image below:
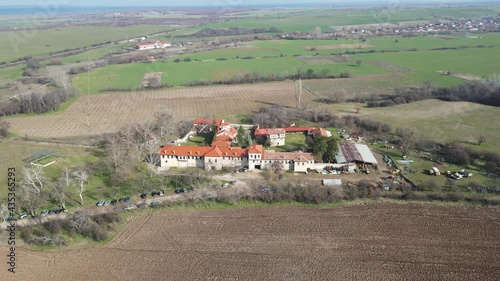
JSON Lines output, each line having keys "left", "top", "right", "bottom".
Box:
{"left": 123, "top": 205, "right": 135, "bottom": 211}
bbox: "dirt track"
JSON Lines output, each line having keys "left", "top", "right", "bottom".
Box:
{"left": 3, "top": 202, "right": 499, "bottom": 280}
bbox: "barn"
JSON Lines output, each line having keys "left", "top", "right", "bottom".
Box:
{"left": 336, "top": 142, "right": 378, "bottom": 165}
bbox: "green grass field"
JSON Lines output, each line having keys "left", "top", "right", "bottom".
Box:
{"left": 0, "top": 64, "right": 23, "bottom": 86}
{"left": 72, "top": 32, "right": 500, "bottom": 93}
{"left": 0, "top": 140, "right": 93, "bottom": 198}
{"left": 350, "top": 99, "right": 500, "bottom": 153}
{"left": 73, "top": 55, "right": 388, "bottom": 93}
{"left": 1, "top": 25, "right": 169, "bottom": 62}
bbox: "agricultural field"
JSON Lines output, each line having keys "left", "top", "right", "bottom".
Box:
{"left": 73, "top": 33, "right": 500, "bottom": 93}
{"left": 302, "top": 74, "right": 413, "bottom": 101}
{"left": 73, "top": 55, "right": 386, "bottom": 93}
{"left": 6, "top": 81, "right": 318, "bottom": 138}
{"left": 0, "top": 25, "right": 169, "bottom": 62}
{"left": 4, "top": 203, "right": 500, "bottom": 280}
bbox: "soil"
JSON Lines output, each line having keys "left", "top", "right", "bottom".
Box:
{"left": 3, "top": 202, "right": 499, "bottom": 280}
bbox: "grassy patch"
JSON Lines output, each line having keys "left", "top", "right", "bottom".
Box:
{"left": 357, "top": 99, "right": 500, "bottom": 153}
{"left": 0, "top": 140, "right": 93, "bottom": 198}
{"left": 274, "top": 133, "right": 309, "bottom": 152}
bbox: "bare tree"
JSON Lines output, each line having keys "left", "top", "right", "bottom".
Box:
{"left": 313, "top": 26, "right": 322, "bottom": 38}
{"left": 47, "top": 66, "right": 72, "bottom": 93}
{"left": 395, "top": 127, "right": 419, "bottom": 157}
{"left": 72, "top": 170, "right": 88, "bottom": 206}
{"left": 18, "top": 184, "right": 47, "bottom": 216}
{"left": 22, "top": 165, "right": 46, "bottom": 195}
{"left": 144, "top": 141, "right": 161, "bottom": 177}
{"left": 105, "top": 134, "right": 130, "bottom": 170}
{"left": 295, "top": 79, "right": 303, "bottom": 108}
{"left": 0, "top": 120, "right": 10, "bottom": 137}
{"left": 70, "top": 210, "right": 91, "bottom": 234}
{"left": 0, "top": 204, "right": 9, "bottom": 221}
{"left": 52, "top": 168, "right": 71, "bottom": 209}
{"left": 477, "top": 134, "right": 486, "bottom": 145}
{"left": 154, "top": 111, "right": 175, "bottom": 142}
{"left": 178, "top": 120, "right": 194, "bottom": 137}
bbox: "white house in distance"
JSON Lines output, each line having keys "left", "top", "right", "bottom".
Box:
{"left": 135, "top": 40, "right": 171, "bottom": 50}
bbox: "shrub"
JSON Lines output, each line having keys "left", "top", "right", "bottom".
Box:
{"left": 44, "top": 220, "right": 62, "bottom": 235}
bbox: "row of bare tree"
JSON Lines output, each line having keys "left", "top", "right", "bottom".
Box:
{"left": 0, "top": 66, "right": 75, "bottom": 116}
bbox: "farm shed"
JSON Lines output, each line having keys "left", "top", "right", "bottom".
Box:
{"left": 336, "top": 142, "right": 378, "bottom": 164}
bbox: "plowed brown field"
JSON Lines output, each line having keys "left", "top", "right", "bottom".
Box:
{"left": 6, "top": 81, "right": 316, "bottom": 138}
{"left": 3, "top": 202, "right": 500, "bottom": 281}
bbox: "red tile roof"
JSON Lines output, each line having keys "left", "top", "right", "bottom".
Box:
{"left": 283, "top": 127, "right": 314, "bottom": 133}
{"left": 211, "top": 141, "right": 231, "bottom": 147}
{"left": 248, "top": 144, "right": 264, "bottom": 154}
{"left": 192, "top": 118, "right": 212, "bottom": 125}
{"left": 313, "top": 127, "right": 329, "bottom": 137}
{"left": 216, "top": 135, "right": 233, "bottom": 142}
{"left": 204, "top": 146, "right": 223, "bottom": 157}
{"left": 160, "top": 145, "right": 213, "bottom": 156}
{"left": 254, "top": 129, "right": 268, "bottom": 136}
{"left": 218, "top": 146, "right": 247, "bottom": 157}
{"left": 267, "top": 128, "right": 286, "bottom": 135}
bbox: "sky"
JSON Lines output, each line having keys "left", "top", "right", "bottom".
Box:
{"left": 0, "top": 0, "right": 493, "bottom": 7}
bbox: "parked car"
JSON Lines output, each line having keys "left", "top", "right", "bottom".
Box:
{"left": 150, "top": 201, "right": 160, "bottom": 207}
{"left": 230, "top": 180, "right": 236, "bottom": 184}
{"left": 40, "top": 210, "right": 49, "bottom": 217}
{"left": 6, "top": 217, "right": 15, "bottom": 221}
{"left": 96, "top": 200, "right": 105, "bottom": 207}
{"left": 111, "top": 199, "right": 118, "bottom": 205}
{"left": 48, "top": 209, "right": 56, "bottom": 215}
{"left": 151, "top": 190, "right": 165, "bottom": 197}
{"left": 124, "top": 196, "right": 131, "bottom": 203}
{"left": 54, "top": 209, "right": 63, "bottom": 214}
{"left": 203, "top": 193, "right": 213, "bottom": 199}
{"left": 175, "top": 189, "right": 187, "bottom": 194}
{"left": 137, "top": 203, "right": 148, "bottom": 209}
{"left": 140, "top": 193, "right": 147, "bottom": 199}
{"left": 123, "top": 205, "right": 135, "bottom": 211}
{"left": 103, "top": 200, "right": 111, "bottom": 206}
{"left": 222, "top": 183, "right": 229, "bottom": 188}
{"left": 18, "top": 213, "right": 28, "bottom": 219}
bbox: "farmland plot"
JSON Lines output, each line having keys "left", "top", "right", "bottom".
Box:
{"left": 4, "top": 203, "right": 500, "bottom": 281}
{"left": 6, "top": 81, "right": 316, "bottom": 138}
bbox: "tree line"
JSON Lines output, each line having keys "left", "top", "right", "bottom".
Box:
{"left": 366, "top": 80, "right": 500, "bottom": 108}
{"left": 185, "top": 69, "right": 351, "bottom": 87}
